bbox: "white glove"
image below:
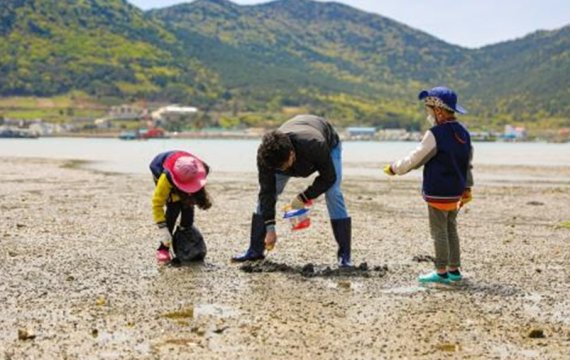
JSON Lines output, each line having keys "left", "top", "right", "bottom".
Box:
{"left": 158, "top": 226, "right": 172, "bottom": 248}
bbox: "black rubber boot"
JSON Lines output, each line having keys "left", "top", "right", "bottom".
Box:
{"left": 232, "top": 213, "right": 266, "bottom": 262}
{"left": 331, "top": 217, "right": 353, "bottom": 267}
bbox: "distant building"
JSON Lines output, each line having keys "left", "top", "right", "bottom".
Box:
{"left": 470, "top": 131, "right": 497, "bottom": 142}
{"left": 28, "top": 121, "right": 64, "bottom": 136}
{"left": 556, "top": 128, "right": 570, "bottom": 143}
{"left": 0, "top": 126, "right": 39, "bottom": 138}
{"left": 152, "top": 105, "right": 199, "bottom": 124}
{"left": 108, "top": 104, "right": 144, "bottom": 120}
{"left": 3, "top": 118, "right": 40, "bottom": 128}
{"left": 503, "top": 125, "right": 527, "bottom": 141}
{"left": 377, "top": 128, "right": 407, "bottom": 141}
{"left": 346, "top": 127, "right": 377, "bottom": 140}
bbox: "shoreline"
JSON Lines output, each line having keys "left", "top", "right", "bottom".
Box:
{"left": 0, "top": 157, "right": 569, "bottom": 359}
{"left": 5, "top": 132, "right": 568, "bottom": 143}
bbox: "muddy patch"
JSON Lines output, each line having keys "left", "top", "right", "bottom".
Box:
{"left": 168, "top": 260, "right": 220, "bottom": 270}
{"left": 526, "top": 201, "right": 545, "bottom": 206}
{"left": 240, "top": 261, "right": 388, "bottom": 278}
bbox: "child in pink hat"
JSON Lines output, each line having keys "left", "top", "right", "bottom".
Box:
{"left": 149, "top": 150, "right": 211, "bottom": 263}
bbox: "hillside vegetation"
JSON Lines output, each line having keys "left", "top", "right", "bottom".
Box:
{"left": 1, "top": 0, "right": 568, "bottom": 130}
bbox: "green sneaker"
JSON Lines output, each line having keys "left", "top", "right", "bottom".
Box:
{"left": 448, "top": 271, "right": 463, "bottom": 282}
{"left": 418, "top": 271, "right": 451, "bottom": 284}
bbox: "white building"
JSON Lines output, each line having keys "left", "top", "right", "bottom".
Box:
{"left": 108, "top": 104, "right": 144, "bottom": 120}
{"left": 346, "top": 127, "right": 377, "bottom": 140}
{"left": 151, "top": 105, "right": 199, "bottom": 123}
{"left": 503, "top": 125, "right": 527, "bottom": 140}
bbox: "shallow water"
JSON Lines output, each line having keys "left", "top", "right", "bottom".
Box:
{"left": 0, "top": 138, "right": 568, "bottom": 179}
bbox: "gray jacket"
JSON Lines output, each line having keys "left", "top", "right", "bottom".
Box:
{"left": 258, "top": 115, "right": 340, "bottom": 226}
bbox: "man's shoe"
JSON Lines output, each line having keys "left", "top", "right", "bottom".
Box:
{"left": 231, "top": 249, "right": 265, "bottom": 262}
{"left": 338, "top": 257, "right": 354, "bottom": 268}
{"left": 232, "top": 213, "right": 267, "bottom": 262}
{"left": 448, "top": 271, "right": 463, "bottom": 282}
{"left": 418, "top": 271, "right": 451, "bottom": 284}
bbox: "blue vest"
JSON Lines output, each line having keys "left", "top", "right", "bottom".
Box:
{"left": 423, "top": 122, "right": 471, "bottom": 201}
{"left": 149, "top": 150, "right": 176, "bottom": 182}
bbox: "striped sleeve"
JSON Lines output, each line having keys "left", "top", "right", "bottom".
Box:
{"left": 152, "top": 173, "right": 173, "bottom": 225}
{"left": 391, "top": 131, "right": 437, "bottom": 175}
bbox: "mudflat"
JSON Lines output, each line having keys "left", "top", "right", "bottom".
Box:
{"left": 1, "top": 157, "right": 569, "bottom": 359}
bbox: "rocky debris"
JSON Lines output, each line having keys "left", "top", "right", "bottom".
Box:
{"left": 162, "top": 307, "right": 194, "bottom": 320}
{"left": 240, "top": 261, "right": 387, "bottom": 278}
{"left": 528, "top": 329, "right": 546, "bottom": 339}
{"left": 191, "top": 326, "right": 206, "bottom": 336}
{"left": 95, "top": 296, "right": 106, "bottom": 306}
{"left": 435, "top": 343, "right": 461, "bottom": 352}
{"left": 527, "top": 201, "right": 545, "bottom": 206}
{"left": 412, "top": 254, "right": 435, "bottom": 263}
{"left": 213, "top": 326, "right": 229, "bottom": 334}
{"left": 17, "top": 329, "right": 36, "bottom": 341}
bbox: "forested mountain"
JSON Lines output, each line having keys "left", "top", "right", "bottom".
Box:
{"left": 0, "top": 0, "right": 221, "bottom": 105}
{"left": 465, "top": 26, "right": 570, "bottom": 126}
{"left": 1, "top": 0, "right": 568, "bottom": 128}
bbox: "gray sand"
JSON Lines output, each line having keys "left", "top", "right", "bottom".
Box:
{"left": 1, "top": 157, "right": 569, "bottom": 359}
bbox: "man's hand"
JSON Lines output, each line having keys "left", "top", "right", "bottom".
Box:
{"left": 383, "top": 164, "right": 395, "bottom": 176}
{"left": 264, "top": 231, "right": 277, "bottom": 251}
{"left": 158, "top": 226, "right": 172, "bottom": 248}
{"left": 460, "top": 188, "right": 472, "bottom": 208}
{"left": 290, "top": 195, "right": 305, "bottom": 210}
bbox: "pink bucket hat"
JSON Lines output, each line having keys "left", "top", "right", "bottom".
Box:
{"left": 168, "top": 155, "right": 207, "bottom": 193}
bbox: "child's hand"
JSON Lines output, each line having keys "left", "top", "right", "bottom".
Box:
{"left": 460, "top": 188, "right": 472, "bottom": 208}
{"left": 383, "top": 164, "right": 395, "bottom": 176}
{"left": 157, "top": 226, "right": 172, "bottom": 247}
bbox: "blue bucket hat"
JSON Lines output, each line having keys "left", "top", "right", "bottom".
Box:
{"left": 418, "top": 86, "right": 467, "bottom": 114}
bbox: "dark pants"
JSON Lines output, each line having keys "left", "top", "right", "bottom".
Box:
{"left": 165, "top": 201, "right": 195, "bottom": 234}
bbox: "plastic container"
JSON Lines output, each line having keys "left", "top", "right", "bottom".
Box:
{"left": 283, "top": 207, "right": 311, "bottom": 231}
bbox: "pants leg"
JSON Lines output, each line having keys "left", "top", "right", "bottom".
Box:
{"left": 165, "top": 202, "right": 182, "bottom": 234}
{"left": 447, "top": 209, "right": 461, "bottom": 268}
{"left": 428, "top": 206, "right": 449, "bottom": 269}
{"left": 235, "top": 174, "right": 289, "bottom": 258}
{"left": 255, "top": 174, "right": 290, "bottom": 215}
{"left": 179, "top": 204, "right": 195, "bottom": 230}
{"left": 325, "top": 144, "right": 349, "bottom": 220}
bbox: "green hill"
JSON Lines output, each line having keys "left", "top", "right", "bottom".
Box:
{"left": 0, "top": 0, "right": 221, "bottom": 105}
{"left": 150, "top": 0, "right": 570, "bottom": 129}
{"left": 466, "top": 26, "right": 570, "bottom": 128}
{"left": 150, "top": 0, "right": 472, "bottom": 127}
{"left": 0, "top": 0, "right": 568, "bottom": 129}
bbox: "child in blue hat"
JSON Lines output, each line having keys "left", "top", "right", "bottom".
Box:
{"left": 384, "top": 86, "right": 473, "bottom": 284}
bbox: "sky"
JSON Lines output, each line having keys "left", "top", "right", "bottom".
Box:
{"left": 129, "top": 0, "right": 570, "bottom": 48}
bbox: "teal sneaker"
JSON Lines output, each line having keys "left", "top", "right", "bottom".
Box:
{"left": 448, "top": 271, "right": 463, "bottom": 282}
{"left": 418, "top": 271, "right": 451, "bottom": 284}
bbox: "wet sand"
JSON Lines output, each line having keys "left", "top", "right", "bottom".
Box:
{"left": 0, "top": 157, "right": 569, "bottom": 359}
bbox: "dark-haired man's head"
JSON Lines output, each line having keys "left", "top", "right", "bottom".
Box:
{"left": 258, "top": 131, "right": 295, "bottom": 170}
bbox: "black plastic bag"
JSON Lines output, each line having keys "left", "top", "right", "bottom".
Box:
{"left": 172, "top": 226, "right": 207, "bottom": 263}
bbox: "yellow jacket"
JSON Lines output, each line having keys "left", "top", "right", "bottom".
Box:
{"left": 152, "top": 173, "right": 182, "bottom": 224}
